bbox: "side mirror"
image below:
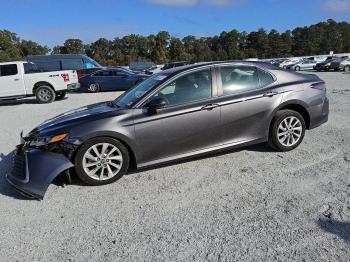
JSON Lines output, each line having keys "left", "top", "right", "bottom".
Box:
{"left": 147, "top": 97, "right": 167, "bottom": 112}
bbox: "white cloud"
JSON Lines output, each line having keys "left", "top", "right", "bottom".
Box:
{"left": 146, "top": 0, "right": 242, "bottom": 7}
{"left": 324, "top": 0, "right": 350, "bottom": 12}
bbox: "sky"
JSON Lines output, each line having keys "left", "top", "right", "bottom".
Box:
{"left": 0, "top": 0, "right": 350, "bottom": 47}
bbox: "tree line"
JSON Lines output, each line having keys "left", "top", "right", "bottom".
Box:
{"left": 1, "top": 19, "right": 350, "bottom": 66}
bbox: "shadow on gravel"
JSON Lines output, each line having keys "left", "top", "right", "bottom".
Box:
{"left": 0, "top": 98, "right": 38, "bottom": 106}
{"left": 318, "top": 218, "right": 350, "bottom": 242}
{"left": 0, "top": 151, "right": 30, "bottom": 200}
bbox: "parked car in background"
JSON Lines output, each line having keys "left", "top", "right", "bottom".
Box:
{"left": 79, "top": 67, "right": 148, "bottom": 92}
{"left": 314, "top": 57, "right": 342, "bottom": 71}
{"left": 0, "top": 61, "right": 79, "bottom": 103}
{"left": 287, "top": 59, "right": 318, "bottom": 71}
{"left": 161, "top": 61, "right": 192, "bottom": 70}
{"left": 339, "top": 58, "right": 350, "bottom": 72}
{"left": 129, "top": 62, "right": 157, "bottom": 74}
{"left": 27, "top": 54, "right": 102, "bottom": 72}
{"left": 7, "top": 61, "right": 329, "bottom": 199}
{"left": 279, "top": 59, "right": 301, "bottom": 69}
{"left": 329, "top": 57, "right": 349, "bottom": 71}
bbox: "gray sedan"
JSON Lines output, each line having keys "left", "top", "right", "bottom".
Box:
{"left": 289, "top": 60, "right": 318, "bottom": 71}
{"left": 8, "top": 61, "right": 329, "bottom": 199}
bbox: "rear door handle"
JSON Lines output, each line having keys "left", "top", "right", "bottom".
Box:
{"left": 201, "top": 104, "right": 219, "bottom": 111}
{"left": 14, "top": 78, "right": 20, "bottom": 81}
{"left": 263, "top": 92, "right": 278, "bottom": 97}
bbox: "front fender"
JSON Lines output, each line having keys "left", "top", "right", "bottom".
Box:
{"left": 6, "top": 148, "right": 73, "bottom": 200}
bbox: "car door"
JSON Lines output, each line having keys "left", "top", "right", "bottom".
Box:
{"left": 215, "top": 65, "right": 283, "bottom": 145}
{"left": 132, "top": 68, "right": 222, "bottom": 165}
{"left": 0, "top": 63, "right": 24, "bottom": 97}
{"left": 111, "top": 70, "right": 134, "bottom": 90}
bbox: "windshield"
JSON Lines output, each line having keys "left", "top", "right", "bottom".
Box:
{"left": 114, "top": 73, "right": 169, "bottom": 108}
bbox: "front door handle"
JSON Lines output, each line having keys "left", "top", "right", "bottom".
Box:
{"left": 201, "top": 104, "right": 219, "bottom": 111}
{"left": 263, "top": 92, "right": 278, "bottom": 97}
{"left": 14, "top": 78, "right": 20, "bottom": 81}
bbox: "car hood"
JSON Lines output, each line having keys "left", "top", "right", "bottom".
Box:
{"left": 30, "top": 102, "right": 118, "bottom": 136}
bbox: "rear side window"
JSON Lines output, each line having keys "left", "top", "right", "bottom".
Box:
{"left": 24, "top": 63, "right": 40, "bottom": 74}
{"left": 257, "top": 68, "right": 274, "bottom": 87}
{"left": 0, "top": 64, "right": 18, "bottom": 77}
{"left": 219, "top": 66, "right": 259, "bottom": 95}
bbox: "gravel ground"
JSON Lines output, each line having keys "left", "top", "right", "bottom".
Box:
{"left": 0, "top": 72, "right": 349, "bottom": 261}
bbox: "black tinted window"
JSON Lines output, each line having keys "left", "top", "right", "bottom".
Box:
{"left": 258, "top": 68, "right": 274, "bottom": 87}
{"left": 152, "top": 69, "right": 212, "bottom": 106}
{"left": 94, "top": 70, "right": 113, "bottom": 77}
{"left": 220, "top": 66, "right": 259, "bottom": 95}
{"left": 24, "top": 63, "right": 40, "bottom": 74}
{"left": 0, "top": 64, "right": 18, "bottom": 76}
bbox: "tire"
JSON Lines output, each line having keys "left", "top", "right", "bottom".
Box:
{"left": 344, "top": 65, "right": 350, "bottom": 72}
{"left": 295, "top": 66, "right": 301, "bottom": 71}
{"left": 56, "top": 91, "right": 66, "bottom": 100}
{"left": 268, "top": 110, "right": 306, "bottom": 152}
{"left": 88, "top": 83, "right": 100, "bottom": 93}
{"left": 75, "top": 137, "right": 130, "bottom": 186}
{"left": 35, "top": 86, "right": 56, "bottom": 104}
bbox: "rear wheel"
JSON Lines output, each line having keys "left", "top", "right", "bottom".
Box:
{"left": 35, "top": 86, "right": 56, "bottom": 103}
{"left": 268, "top": 110, "right": 306, "bottom": 152}
{"left": 344, "top": 65, "right": 350, "bottom": 72}
{"left": 75, "top": 137, "right": 130, "bottom": 186}
{"left": 88, "top": 83, "right": 100, "bottom": 93}
{"left": 295, "top": 66, "right": 301, "bottom": 71}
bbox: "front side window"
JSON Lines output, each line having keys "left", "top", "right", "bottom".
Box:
{"left": 220, "top": 66, "right": 259, "bottom": 95}
{"left": 151, "top": 69, "right": 212, "bottom": 107}
{"left": 0, "top": 64, "right": 18, "bottom": 77}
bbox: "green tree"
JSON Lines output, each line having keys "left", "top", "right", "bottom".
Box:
{"left": 0, "top": 30, "right": 22, "bottom": 62}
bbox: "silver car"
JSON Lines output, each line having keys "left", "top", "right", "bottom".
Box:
{"left": 290, "top": 60, "right": 318, "bottom": 71}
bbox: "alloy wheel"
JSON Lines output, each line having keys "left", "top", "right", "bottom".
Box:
{"left": 277, "top": 116, "right": 303, "bottom": 147}
{"left": 38, "top": 89, "right": 52, "bottom": 102}
{"left": 82, "top": 143, "right": 123, "bottom": 181}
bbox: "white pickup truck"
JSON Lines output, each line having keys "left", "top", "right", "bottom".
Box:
{"left": 0, "top": 61, "right": 80, "bottom": 103}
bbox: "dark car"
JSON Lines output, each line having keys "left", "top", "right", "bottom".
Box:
{"left": 161, "top": 61, "right": 192, "bottom": 70}
{"left": 78, "top": 67, "right": 148, "bottom": 92}
{"left": 329, "top": 57, "right": 349, "bottom": 71}
{"left": 313, "top": 57, "right": 338, "bottom": 71}
{"left": 27, "top": 54, "right": 102, "bottom": 72}
{"left": 7, "top": 61, "right": 329, "bottom": 199}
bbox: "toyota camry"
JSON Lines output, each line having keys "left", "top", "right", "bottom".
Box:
{"left": 7, "top": 61, "right": 329, "bottom": 199}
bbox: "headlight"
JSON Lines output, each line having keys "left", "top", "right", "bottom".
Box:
{"left": 325, "top": 63, "right": 331, "bottom": 66}
{"left": 30, "top": 133, "right": 68, "bottom": 147}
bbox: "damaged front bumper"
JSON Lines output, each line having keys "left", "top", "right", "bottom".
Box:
{"left": 6, "top": 144, "right": 74, "bottom": 200}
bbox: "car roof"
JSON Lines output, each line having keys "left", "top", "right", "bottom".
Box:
{"left": 161, "top": 60, "right": 279, "bottom": 75}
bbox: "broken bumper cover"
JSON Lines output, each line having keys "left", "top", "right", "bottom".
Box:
{"left": 6, "top": 147, "right": 74, "bottom": 200}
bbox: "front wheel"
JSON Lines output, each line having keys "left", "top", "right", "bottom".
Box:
{"left": 344, "top": 65, "right": 350, "bottom": 72}
{"left": 75, "top": 137, "right": 130, "bottom": 186}
{"left": 295, "top": 66, "right": 300, "bottom": 71}
{"left": 35, "top": 86, "right": 56, "bottom": 103}
{"left": 268, "top": 110, "right": 306, "bottom": 152}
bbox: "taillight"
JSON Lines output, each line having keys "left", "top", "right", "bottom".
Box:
{"left": 310, "top": 81, "right": 326, "bottom": 91}
{"left": 61, "top": 73, "right": 70, "bottom": 82}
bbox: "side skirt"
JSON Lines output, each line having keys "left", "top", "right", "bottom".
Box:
{"left": 137, "top": 138, "right": 267, "bottom": 169}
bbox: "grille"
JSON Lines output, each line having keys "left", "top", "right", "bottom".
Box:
{"left": 11, "top": 154, "right": 26, "bottom": 180}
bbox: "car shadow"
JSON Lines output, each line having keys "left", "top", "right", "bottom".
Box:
{"left": 0, "top": 151, "right": 30, "bottom": 200}
{"left": 0, "top": 98, "right": 38, "bottom": 106}
{"left": 318, "top": 218, "right": 350, "bottom": 242}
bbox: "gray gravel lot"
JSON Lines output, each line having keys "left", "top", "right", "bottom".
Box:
{"left": 0, "top": 72, "right": 349, "bottom": 261}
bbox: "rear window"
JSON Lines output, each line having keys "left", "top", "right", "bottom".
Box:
{"left": 257, "top": 68, "right": 274, "bottom": 87}
{"left": 0, "top": 64, "right": 18, "bottom": 76}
